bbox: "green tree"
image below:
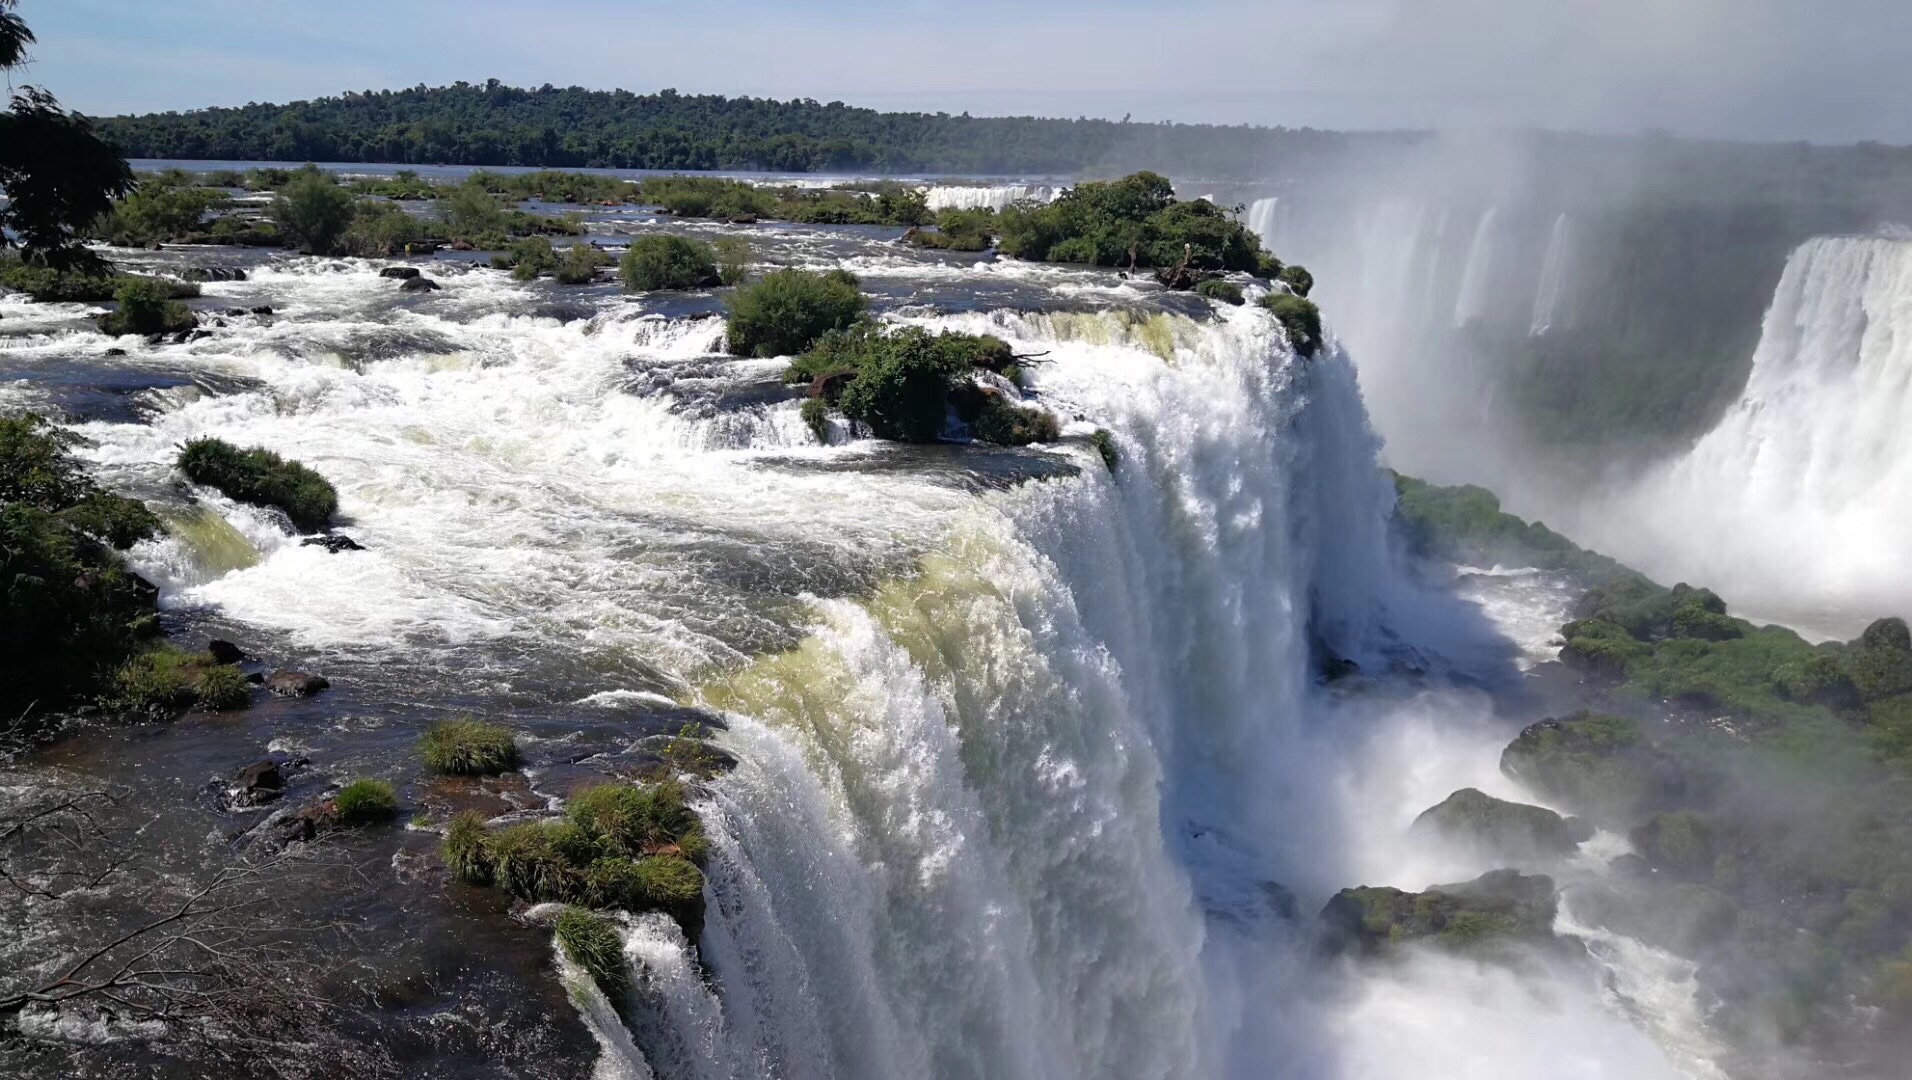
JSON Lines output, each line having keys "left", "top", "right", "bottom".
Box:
{"left": 0, "top": 1, "right": 135, "bottom": 270}
{"left": 270, "top": 167, "right": 356, "bottom": 255}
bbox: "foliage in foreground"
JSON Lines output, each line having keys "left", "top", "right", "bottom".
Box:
{"left": 1, "top": 414, "right": 163, "bottom": 718}
{"left": 0, "top": 257, "right": 200, "bottom": 303}
{"left": 1259, "top": 292, "right": 1324, "bottom": 358}
{"left": 724, "top": 268, "right": 866, "bottom": 358}
{"left": 333, "top": 779, "right": 398, "bottom": 825}
{"left": 96, "top": 276, "right": 198, "bottom": 337}
{"left": 620, "top": 234, "right": 719, "bottom": 291}
{"left": 419, "top": 718, "right": 519, "bottom": 775}
{"left": 104, "top": 644, "right": 251, "bottom": 717}
{"left": 176, "top": 437, "right": 339, "bottom": 532}
{"left": 556, "top": 907, "right": 630, "bottom": 1002}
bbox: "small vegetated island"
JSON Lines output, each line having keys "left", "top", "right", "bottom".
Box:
{"left": 1386, "top": 473, "right": 1912, "bottom": 1063}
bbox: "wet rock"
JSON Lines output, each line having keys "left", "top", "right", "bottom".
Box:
{"left": 378, "top": 266, "right": 421, "bottom": 280}
{"left": 186, "top": 329, "right": 214, "bottom": 342}
{"left": 1411, "top": 787, "right": 1589, "bottom": 861}
{"left": 207, "top": 639, "right": 246, "bottom": 664}
{"left": 1608, "top": 853, "right": 1653, "bottom": 879}
{"left": 182, "top": 266, "right": 248, "bottom": 283}
{"left": 249, "top": 305, "right": 274, "bottom": 316}
{"left": 727, "top": 214, "right": 759, "bottom": 225}
{"left": 301, "top": 533, "right": 365, "bottom": 553}
{"left": 265, "top": 669, "right": 330, "bottom": 698}
{"left": 1319, "top": 869, "right": 1560, "bottom": 958}
{"left": 234, "top": 759, "right": 284, "bottom": 805}
{"left": 245, "top": 672, "right": 265, "bottom": 685}
{"left": 400, "top": 276, "right": 442, "bottom": 293}
{"left": 105, "top": 347, "right": 127, "bottom": 356}
{"left": 267, "top": 801, "right": 338, "bottom": 847}
{"left": 403, "top": 240, "right": 441, "bottom": 256}
{"left": 449, "top": 239, "right": 474, "bottom": 252}
{"left": 128, "top": 573, "right": 160, "bottom": 610}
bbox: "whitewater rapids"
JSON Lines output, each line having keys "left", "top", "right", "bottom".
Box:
{"left": 15, "top": 239, "right": 1717, "bottom": 1077}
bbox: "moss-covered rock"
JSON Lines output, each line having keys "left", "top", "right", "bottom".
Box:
{"left": 177, "top": 437, "right": 338, "bottom": 532}
{"left": 1500, "top": 712, "right": 1680, "bottom": 825}
{"left": 1411, "top": 787, "right": 1591, "bottom": 861}
{"left": 1319, "top": 869, "right": 1559, "bottom": 957}
{"left": 1630, "top": 811, "right": 1716, "bottom": 878}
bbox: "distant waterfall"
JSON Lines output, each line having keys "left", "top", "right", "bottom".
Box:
{"left": 1451, "top": 206, "right": 1501, "bottom": 328}
{"left": 1598, "top": 235, "right": 1912, "bottom": 633}
{"left": 1529, "top": 213, "right": 1575, "bottom": 336}
{"left": 924, "top": 184, "right": 1059, "bottom": 212}
{"left": 1247, "top": 197, "right": 1289, "bottom": 251}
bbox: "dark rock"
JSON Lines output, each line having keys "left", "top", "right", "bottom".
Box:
{"left": 403, "top": 240, "right": 442, "bottom": 256}
{"left": 1319, "top": 869, "right": 1559, "bottom": 958}
{"left": 266, "top": 801, "right": 339, "bottom": 848}
{"left": 1411, "top": 787, "right": 1587, "bottom": 861}
{"left": 182, "top": 266, "right": 248, "bottom": 283}
{"left": 105, "top": 347, "right": 127, "bottom": 356}
{"left": 300, "top": 533, "right": 365, "bottom": 553}
{"left": 378, "top": 266, "right": 421, "bottom": 280}
{"left": 399, "top": 276, "right": 441, "bottom": 293}
{"left": 244, "top": 672, "right": 265, "bottom": 685}
{"left": 449, "top": 239, "right": 474, "bottom": 252}
{"left": 249, "top": 305, "right": 274, "bottom": 316}
{"left": 1499, "top": 711, "right": 1682, "bottom": 826}
{"left": 222, "top": 307, "right": 251, "bottom": 317}
{"left": 1608, "top": 853, "right": 1653, "bottom": 879}
{"left": 265, "top": 669, "right": 330, "bottom": 698}
{"left": 186, "top": 329, "right": 214, "bottom": 342}
{"left": 234, "top": 759, "right": 284, "bottom": 805}
{"left": 207, "top": 639, "right": 245, "bottom": 665}
{"left": 727, "top": 214, "right": 759, "bottom": 225}
{"left": 128, "top": 573, "right": 160, "bottom": 610}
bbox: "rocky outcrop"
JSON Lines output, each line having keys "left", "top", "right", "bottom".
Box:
{"left": 1411, "top": 787, "right": 1591, "bottom": 861}
{"left": 1319, "top": 869, "right": 1559, "bottom": 957}
{"left": 265, "top": 670, "right": 330, "bottom": 698}
{"left": 207, "top": 639, "right": 245, "bottom": 665}
{"left": 182, "top": 266, "right": 248, "bottom": 283}
{"left": 233, "top": 759, "right": 284, "bottom": 806}
{"left": 378, "top": 266, "right": 421, "bottom": 280}
{"left": 1499, "top": 712, "right": 1682, "bottom": 826}
{"left": 399, "top": 276, "right": 441, "bottom": 293}
{"left": 300, "top": 534, "right": 365, "bottom": 553}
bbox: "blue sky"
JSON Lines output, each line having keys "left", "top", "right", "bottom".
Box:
{"left": 14, "top": 0, "right": 1912, "bottom": 142}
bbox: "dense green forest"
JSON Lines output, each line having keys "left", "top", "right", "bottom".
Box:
{"left": 92, "top": 80, "right": 1381, "bottom": 176}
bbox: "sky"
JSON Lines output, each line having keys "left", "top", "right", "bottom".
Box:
{"left": 14, "top": 0, "right": 1912, "bottom": 144}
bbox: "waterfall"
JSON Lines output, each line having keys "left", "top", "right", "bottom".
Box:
{"left": 923, "top": 184, "right": 1059, "bottom": 212}
{"left": 1529, "top": 213, "right": 1575, "bottom": 336}
{"left": 1451, "top": 205, "right": 1501, "bottom": 328}
{"left": 1593, "top": 235, "right": 1912, "bottom": 634}
{"left": 1246, "top": 197, "right": 1287, "bottom": 251}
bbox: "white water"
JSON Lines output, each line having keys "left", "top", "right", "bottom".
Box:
{"left": 1530, "top": 213, "right": 1576, "bottom": 336}
{"left": 1246, "top": 197, "right": 1289, "bottom": 252}
{"left": 1452, "top": 205, "right": 1502, "bottom": 328}
{"left": 1592, "top": 235, "right": 1912, "bottom": 635}
{"left": 923, "top": 184, "right": 1059, "bottom": 212}
{"left": 34, "top": 250, "right": 1719, "bottom": 1078}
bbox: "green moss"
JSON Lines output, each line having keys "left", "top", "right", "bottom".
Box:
{"left": 1260, "top": 293, "right": 1324, "bottom": 358}
{"left": 96, "top": 276, "right": 197, "bottom": 337}
{"left": 555, "top": 908, "right": 629, "bottom": 1001}
{"left": 1632, "top": 811, "right": 1715, "bottom": 877}
{"left": 1391, "top": 472, "right": 1632, "bottom": 579}
{"left": 1500, "top": 712, "right": 1673, "bottom": 824}
{"left": 443, "top": 811, "right": 493, "bottom": 884}
{"left": 972, "top": 398, "right": 1060, "bottom": 446}
{"left": 1848, "top": 618, "right": 1912, "bottom": 701}
{"left": 725, "top": 268, "right": 866, "bottom": 358}
{"left": 419, "top": 718, "right": 519, "bottom": 776}
{"left": 799, "top": 397, "right": 831, "bottom": 443}
{"left": 1090, "top": 429, "right": 1118, "bottom": 471}
{"left": 1320, "top": 870, "right": 1558, "bottom": 957}
{"left": 619, "top": 235, "right": 718, "bottom": 291}
{"left": 1277, "top": 264, "right": 1314, "bottom": 297}
{"left": 1193, "top": 278, "right": 1244, "bottom": 305}
{"left": 1412, "top": 787, "right": 1586, "bottom": 858}
{"left": 334, "top": 779, "right": 398, "bottom": 826}
{"left": 177, "top": 437, "right": 338, "bottom": 532}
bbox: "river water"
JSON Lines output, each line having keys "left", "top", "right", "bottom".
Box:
{"left": 1, "top": 179, "right": 1727, "bottom": 1078}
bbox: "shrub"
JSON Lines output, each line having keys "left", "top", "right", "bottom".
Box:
{"left": 800, "top": 397, "right": 830, "bottom": 443}
{"left": 334, "top": 779, "right": 398, "bottom": 825}
{"left": 620, "top": 235, "right": 718, "bottom": 291}
{"left": 580, "top": 853, "right": 705, "bottom": 912}
{"left": 443, "top": 811, "right": 494, "bottom": 884}
{"left": 997, "top": 172, "right": 1274, "bottom": 275}
{"left": 725, "top": 268, "right": 866, "bottom": 358}
{"left": 834, "top": 327, "right": 972, "bottom": 442}
{"left": 97, "top": 276, "right": 197, "bottom": 337}
{"left": 438, "top": 181, "right": 508, "bottom": 241}
{"left": 567, "top": 779, "right": 698, "bottom": 856}
{"left": 194, "top": 663, "right": 251, "bottom": 710}
{"left": 639, "top": 176, "right": 772, "bottom": 220}
{"left": 1261, "top": 293, "right": 1323, "bottom": 358}
{"left": 712, "top": 235, "right": 751, "bottom": 285}
{"left": 270, "top": 167, "right": 356, "bottom": 255}
{"left": 94, "top": 184, "right": 230, "bottom": 247}
{"left": 494, "top": 235, "right": 557, "bottom": 280}
{"left": 1278, "top": 264, "right": 1314, "bottom": 297}
{"left": 1090, "top": 428, "right": 1118, "bottom": 471}
{"left": 343, "top": 201, "right": 426, "bottom": 257}
{"left": 1194, "top": 279, "right": 1245, "bottom": 305}
{"left": 910, "top": 209, "right": 996, "bottom": 252}
{"left": 420, "top": 718, "right": 520, "bottom": 775}
{"left": 176, "top": 437, "right": 338, "bottom": 532}
{"left": 1256, "top": 252, "right": 1284, "bottom": 279}
{"left": 972, "top": 398, "right": 1060, "bottom": 446}
{"left": 104, "top": 646, "right": 204, "bottom": 717}
{"left": 554, "top": 244, "right": 610, "bottom": 285}
{"left": 490, "top": 820, "right": 593, "bottom": 902}
{"left": 555, "top": 908, "right": 629, "bottom": 1000}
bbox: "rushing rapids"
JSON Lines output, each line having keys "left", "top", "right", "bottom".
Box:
{"left": 1, "top": 190, "right": 1722, "bottom": 1078}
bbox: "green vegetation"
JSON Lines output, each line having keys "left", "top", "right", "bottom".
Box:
{"left": 725, "top": 268, "right": 866, "bottom": 358}
{"left": 91, "top": 180, "right": 230, "bottom": 247}
{"left": 438, "top": 778, "right": 708, "bottom": 937}
{"left": 1319, "top": 870, "right": 1558, "bottom": 957}
{"left": 333, "top": 778, "right": 399, "bottom": 825}
{"left": 908, "top": 209, "right": 996, "bottom": 252}
{"left": 1390, "top": 473, "right": 1632, "bottom": 580}
{"left": 1090, "top": 429, "right": 1118, "bottom": 471}
{"left": 555, "top": 908, "right": 629, "bottom": 1002}
{"left": 1259, "top": 293, "right": 1324, "bottom": 358}
{"left": 342, "top": 201, "right": 427, "bottom": 256}
{"left": 640, "top": 176, "right": 772, "bottom": 219}
{"left": 419, "top": 718, "right": 520, "bottom": 776}
{"left": 176, "top": 437, "right": 339, "bottom": 532}
{"left": 1500, "top": 712, "right": 1673, "bottom": 826}
{"left": 786, "top": 324, "right": 1050, "bottom": 447}
{"left": 971, "top": 398, "right": 1060, "bottom": 446}
{"left": 96, "top": 276, "right": 197, "bottom": 337}
{"left": 1194, "top": 278, "right": 1244, "bottom": 305}
{"left": 800, "top": 397, "right": 830, "bottom": 443}
{"left": 494, "top": 235, "right": 558, "bottom": 280}
{"left": 1411, "top": 787, "right": 1588, "bottom": 859}
{"left": 0, "top": 258, "right": 200, "bottom": 303}
{"left": 103, "top": 644, "right": 251, "bottom": 717}
{"left": 1, "top": 414, "right": 164, "bottom": 718}
{"left": 555, "top": 243, "right": 611, "bottom": 284}
{"left": 712, "top": 235, "right": 751, "bottom": 286}
{"left": 997, "top": 173, "right": 1274, "bottom": 279}
{"left": 271, "top": 166, "right": 357, "bottom": 255}
{"left": 1277, "top": 264, "right": 1314, "bottom": 297}
{"left": 619, "top": 234, "right": 719, "bottom": 291}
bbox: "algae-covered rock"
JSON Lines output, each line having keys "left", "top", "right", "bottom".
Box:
{"left": 1411, "top": 787, "right": 1591, "bottom": 862}
{"left": 1319, "top": 869, "right": 1558, "bottom": 957}
{"left": 1500, "top": 712, "right": 1680, "bottom": 826}
{"left": 1630, "top": 811, "right": 1716, "bottom": 878}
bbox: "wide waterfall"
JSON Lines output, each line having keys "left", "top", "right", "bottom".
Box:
{"left": 923, "top": 184, "right": 1060, "bottom": 212}
{"left": 1590, "top": 235, "right": 1912, "bottom": 635}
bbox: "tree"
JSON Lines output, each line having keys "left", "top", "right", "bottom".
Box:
{"left": 270, "top": 167, "right": 355, "bottom": 255}
{"left": 0, "top": 1, "right": 135, "bottom": 271}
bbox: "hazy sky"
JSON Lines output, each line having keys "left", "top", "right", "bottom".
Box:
{"left": 15, "top": 0, "right": 1912, "bottom": 143}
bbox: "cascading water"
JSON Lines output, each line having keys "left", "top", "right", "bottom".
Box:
{"left": 1452, "top": 205, "right": 1502, "bottom": 328}
{"left": 1246, "top": 197, "right": 1289, "bottom": 252}
{"left": 1590, "top": 234, "right": 1912, "bottom": 634}
{"left": 1529, "top": 213, "right": 1575, "bottom": 336}
{"left": 923, "top": 184, "right": 1059, "bottom": 212}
